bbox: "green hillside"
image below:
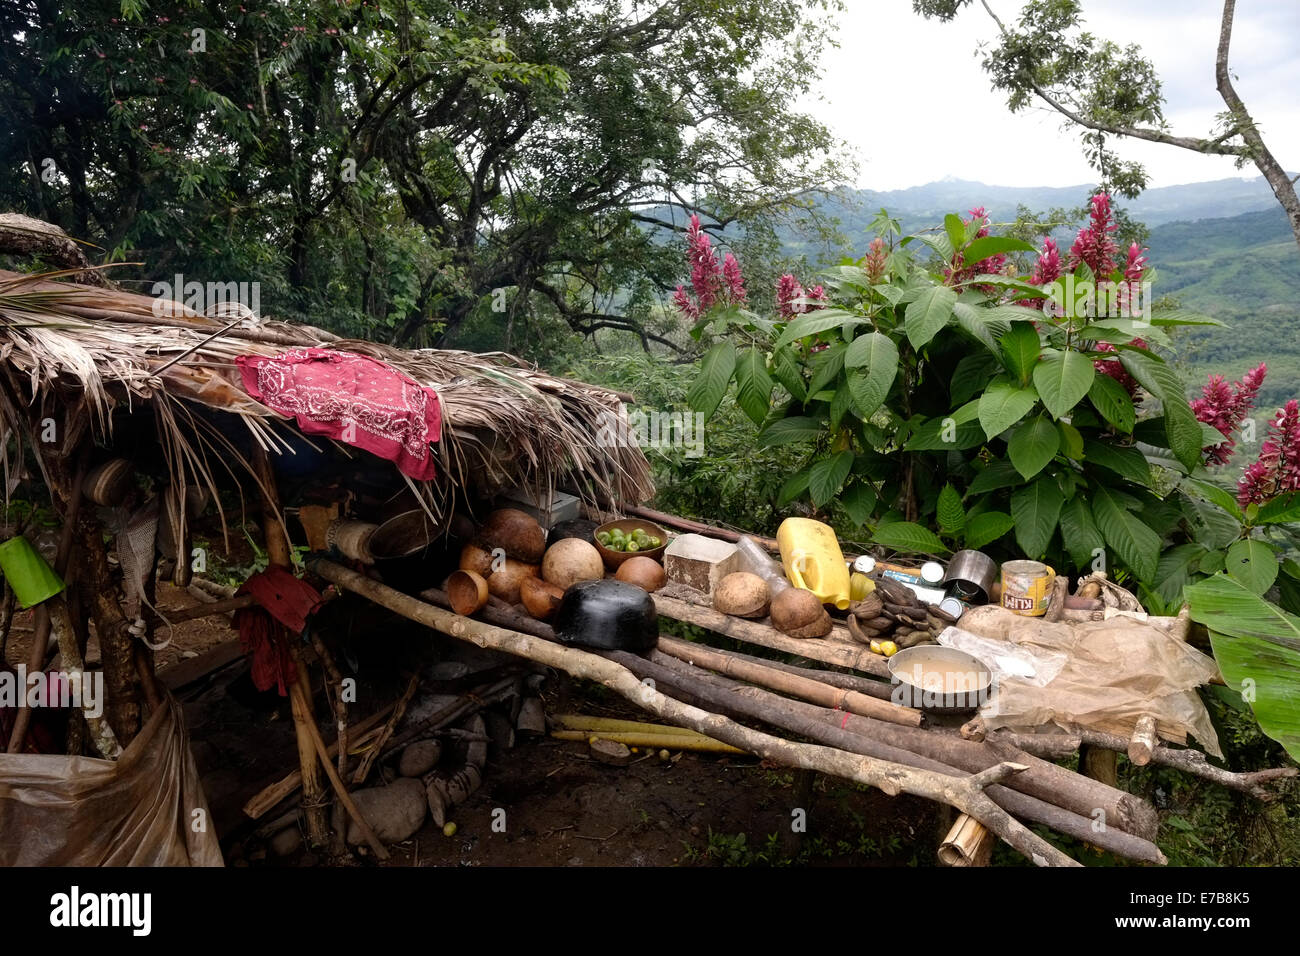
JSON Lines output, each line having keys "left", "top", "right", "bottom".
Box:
{"left": 1146, "top": 208, "right": 1300, "bottom": 409}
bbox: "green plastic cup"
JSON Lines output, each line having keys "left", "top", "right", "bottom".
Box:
{"left": 0, "top": 535, "right": 66, "bottom": 609}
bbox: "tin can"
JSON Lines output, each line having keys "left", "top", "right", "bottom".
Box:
{"left": 1000, "top": 560, "right": 1056, "bottom": 616}
{"left": 944, "top": 550, "right": 998, "bottom": 604}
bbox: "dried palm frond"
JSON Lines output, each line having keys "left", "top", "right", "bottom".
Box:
{"left": 0, "top": 267, "right": 653, "bottom": 535}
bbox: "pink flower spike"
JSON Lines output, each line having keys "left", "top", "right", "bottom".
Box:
{"left": 721, "top": 253, "right": 747, "bottom": 305}
{"left": 1238, "top": 399, "right": 1300, "bottom": 506}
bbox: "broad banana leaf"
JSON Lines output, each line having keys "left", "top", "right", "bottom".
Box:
{"left": 1185, "top": 574, "right": 1300, "bottom": 762}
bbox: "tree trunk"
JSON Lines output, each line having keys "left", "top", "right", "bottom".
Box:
{"left": 1216, "top": 0, "right": 1300, "bottom": 255}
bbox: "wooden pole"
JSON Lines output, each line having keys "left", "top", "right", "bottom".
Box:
{"left": 1009, "top": 728, "right": 1296, "bottom": 799}
{"left": 627, "top": 649, "right": 1166, "bottom": 865}
{"left": 289, "top": 681, "right": 389, "bottom": 860}
{"left": 652, "top": 592, "right": 892, "bottom": 679}
{"left": 6, "top": 450, "right": 86, "bottom": 754}
{"left": 313, "top": 557, "right": 1082, "bottom": 867}
{"left": 243, "top": 704, "right": 396, "bottom": 819}
{"left": 656, "top": 635, "right": 922, "bottom": 727}
{"left": 251, "top": 442, "right": 329, "bottom": 847}
{"left": 1128, "top": 715, "right": 1159, "bottom": 767}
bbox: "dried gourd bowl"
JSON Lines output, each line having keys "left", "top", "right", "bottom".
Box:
{"left": 592, "top": 519, "right": 668, "bottom": 571}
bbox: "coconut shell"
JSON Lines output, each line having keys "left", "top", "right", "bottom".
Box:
{"left": 770, "top": 587, "right": 826, "bottom": 633}
{"left": 520, "top": 576, "right": 565, "bottom": 620}
{"left": 713, "top": 571, "right": 770, "bottom": 618}
{"left": 615, "top": 556, "right": 667, "bottom": 593}
{"left": 487, "top": 558, "right": 540, "bottom": 604}
{"left": 459, "top": 542, "right": 495, "bottom": 577}
{"left": 541, "top": 537, "right": 605, "bottom": 590}
{"left": 478, "top": 508, "right": 547, "bottom": 563}
{"left": 782, "top": 609, "right": 833, "bottom": 640}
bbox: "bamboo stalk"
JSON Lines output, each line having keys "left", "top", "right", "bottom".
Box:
{"left": 939, "top": 814, "right": 994, "bottom": 867}
{"left": 550, "top": 730, "right": 745, "bottom": 754}
{"left": 313, "top": 557, "right": 1081, "bottom": 867}
{"left": 552, "top": 715, "right": 707, "bottom": 737}
{"left": 656, "top": 634, "right": 921, "bottom": 727}
{"left": 351, "top": 672, "right": 419, "bottom": 786}
{"left": 243, "top": 704, "right": 397, "bottom": 819}
{"left": 289, "top": 681, "right": 389, "bottom": 861}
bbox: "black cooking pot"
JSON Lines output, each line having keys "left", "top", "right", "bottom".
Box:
{"left": 553, "top": 579, "right": 658, "bottom": 652}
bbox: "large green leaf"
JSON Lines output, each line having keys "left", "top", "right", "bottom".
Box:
{"left": 964, "top": 511, "right": 1015, "bottom": 550}
{"left": 1226, "top": 539, "right": 1279, "bottom": 595}
{"left": 1185, "top": 478, "right": 1245, "bottom": 523}
{"left": 905, "top": 416, "right": 985, "bottom": 450}
{"left": 1058, "top": 495, "right": 1105, "bottom": 571}
{"left": 1119, "top": 351, "right": 1201, "bottom": 470}
{"left": 1033, "top": 349, "right": 1096, "bottom": 420}
{"left": 967, "top": 459, "right": 1023, "bottom": 496}
{"left": 840, "top": 482, "right": 878, "bottom": 528}
{"left": 978, "top": 382, "right": 1038, "bottom": 439}
{"left": 1081, "top": 440, "right": 1153, "bottom": 488}
{"left": 1091, "top": 485, "right": 1160, "bottom": 583}
{"left": 1185, "top": 575, "right": 1300, "bottom": 761}
{"left": 686, "top": 341, "right": 737, "bottom": 420}
{"left": 805, "top": 341, "right": 846, "bottom": 398}
{"left": 844, "top": 332, "right": 899, "bottom": 419}
{"left": 904, "top": 285, "right": 957, "bottom": 350}
{"left": 1151, "top": 543, "right": 1207, "bottom": 611}
{"left": 757, "top": 416, "right": 822, "bottom": 448}
{"left": 999, "top": 322, "right": 1041, "bottom": 386}
{"left": 1257, "top": 492, "right": 1300, "bottom": 525}
{"left": 950, "top": 353, "right": 997, "bottom": 405}
{"left": 870, "top": 521, "right": 949, "bottom": 556}
{"left": 963, "top": 236, "right": 1038, "bottom": 264}
{"left": 808, "top": 451, "right": 854, "bottom": 508}
{"left": 1010, "top": 478, "right": 1064, "bottom": 559}
{"left": 774, "top": 309, "right": 868, "bottom": 349}
{"left": 776, "top": 466, "right": 812, "bottom": 507}
{"left": 770, "top": 346, "right": 807, "bottom": 402}
{"left": 733, "top": 347, "right": 773, "bottom": 426}
{"left": 1087, "top": 373, "right": 1136, "bottom": 433}
{"left": 936, "top": 483, "right": 966, "bottom": 536}
{"left": 1007, "top": 414, "right": 1060, "bottom": 479}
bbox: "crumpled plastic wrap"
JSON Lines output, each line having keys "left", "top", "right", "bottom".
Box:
{"left": 952, "top": 605, "right": 1222, "bottom": 757}
{"left": 0, "top": 693, "right": 222, "bottom": 866}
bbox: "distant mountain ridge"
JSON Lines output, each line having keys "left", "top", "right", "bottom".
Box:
{"left": 836, "top": 175, "right": 1284, "bottom": 228}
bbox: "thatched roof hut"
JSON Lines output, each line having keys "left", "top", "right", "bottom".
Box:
{"left": 0, "top": 266, "right": 653, "bottom": 536}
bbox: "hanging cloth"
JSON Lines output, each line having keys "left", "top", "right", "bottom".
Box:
{"left": 235, "top": 348, "right": 442, "bottom": 480}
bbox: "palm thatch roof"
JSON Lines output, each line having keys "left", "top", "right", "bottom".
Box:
{"left": 0, "top": 267, "right": 653, "bottom": 533}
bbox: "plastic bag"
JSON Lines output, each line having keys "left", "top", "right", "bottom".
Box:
{"left": 0, "top": 693, "right": 223, "bottom": 866}
{"left": 957, "top": 605, "right": 1222, "bottom": 757}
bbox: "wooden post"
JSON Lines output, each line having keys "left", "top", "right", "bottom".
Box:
{"left": 1128, "top": 715, "right": 1159, "bottom": 767}
{"left": 252, "top": 443, "right": 329, "bottom": 848}
{"left": 6, "top": 449, "right": 86, "bottom": 753}
{"left": 940, "top": 814, "right": 995, "bottom": 866}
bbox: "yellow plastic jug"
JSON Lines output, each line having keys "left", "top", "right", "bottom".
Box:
{"left": 777, "top": 518, "right": 851, "bottom": 610}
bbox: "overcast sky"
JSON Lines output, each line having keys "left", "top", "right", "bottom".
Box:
{"left": 804, "top": 0, "right": 1300, "bottom": 190}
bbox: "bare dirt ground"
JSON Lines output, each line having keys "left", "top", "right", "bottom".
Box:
{"left": 154, "top": 588, "right": 942, "bottom": 868}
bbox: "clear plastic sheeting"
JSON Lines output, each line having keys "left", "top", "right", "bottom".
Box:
{"left": 0, "top": 694, "right": 222, "bottom": 866}
{"left": 955, "top": 605, "right": 1222, "bottom": 758}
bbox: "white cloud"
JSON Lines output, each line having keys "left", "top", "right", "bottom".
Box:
{"left": 804, "top": 0, "right": 1299, "bottom": 189}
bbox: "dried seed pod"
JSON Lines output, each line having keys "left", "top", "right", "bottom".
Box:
{"left": 866, "top": 615, "right": 894, "bottom": 631}
{"left": 874, "top": 579, "right": 917, "bottom": 606}
{"left": 897, "top": 632, "right": 936, "bottom": 649}
{"left": 929, "top": 604, "right": 959, "bottom": 625}
{"left": 851, "top": 595, "right": 884, "bottom": 619}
